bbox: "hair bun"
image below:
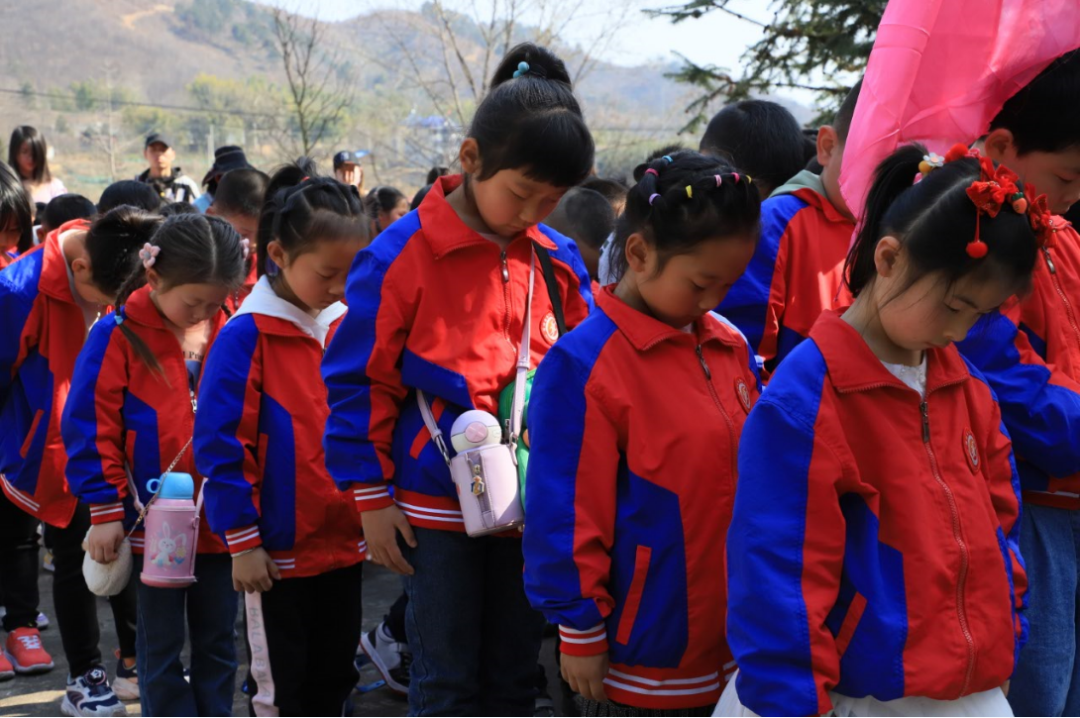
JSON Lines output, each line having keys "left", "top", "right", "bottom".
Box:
{"left": 491, "top": 42, "right": 572, "bottom": 89}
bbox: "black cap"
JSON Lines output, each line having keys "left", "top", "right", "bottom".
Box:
{"left": 202, "top": 145, "right": 253, "bottom": 186}
{"left": 145, "top": 132, "right": 171, "bottom": 150}
{"left": 334, "top": 150, "right": 360, "bottom": 169}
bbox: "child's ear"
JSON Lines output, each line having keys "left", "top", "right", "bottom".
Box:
{"left": 146, "top": 268, "right": 163, "bottom": 291}
{"left": 70, "top": 256, "right": 91, "bottom": 279}
{"left": 983, "top": 128, "right": 1019, "bottom": 166}
{"left": 624, "top": 233, "right": 650, "bottom": 274}
{"left": 266, "top": 239, "right": 289, "bottom": 270}
{"left": 205, "top": 204, "right": 218, "bottom": 217}
{"left": 817, "top": 125, "right": 840, "bottom": 167}
{"left": 36, "top": 226, "right": 46, "bottom": 243}
{"left": 459, "top": 138, "right": 482, "bottom": 176}
{"left": 874, "top": 235, "right": 903, "bottom": 278}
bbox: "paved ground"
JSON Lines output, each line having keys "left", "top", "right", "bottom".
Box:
{"left": 0, "top": 560, "right": 565, "bottom": 716}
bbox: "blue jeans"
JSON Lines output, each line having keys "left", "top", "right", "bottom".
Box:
{"left": 1009, "top": 504, "right": 1080, "bottom": 717}
{"left": 134, "top": 553, "right": 239, "bottom": 716}
{"left": 403, "top": 527, "right": 545, "bottom": 716}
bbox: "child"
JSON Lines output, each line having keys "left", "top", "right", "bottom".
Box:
{"left": 544, "top": 187, "right": 616, "bottom": 283}
{"left": 0, "top": 207, "right": 158, "bottom": 716}
{"left": 63, "top": 213, "right": 247, "bottom": 717}
{"left": 98, "top": 180, "right": 163, "bottom": 214}
{"left": 36, "top": 193, "right": 96, "bottom": 245}
{"left": 719, "top": 81, "right": 862, "bottom": 376}
{"left": 580, "top": 177, "right": 629, "bottom": 218}
{"left": 364, "top": 185, "right": 409, "bottom": 238}
{"left": 207, "top": 168, "right": 270, "bottom": 309}
{"left": 955, "top": 49, "right": 1080, "bottom": 717}
{"left": 0, "top": 162, "right": 34, "bottom": 269}
{"left": 9, "top": 126, "right": 67, "bottom": 205}
{"left": 195, "top": 175, "right": 368, "bottom": 716}
{"left": 523, "top": 151, "right": 761, "bottom": 716}
{"left": 322, "top": 42, "right": 594, "bottom": 715}
{"left": 699, "top": 99, "right": 811, "bottom": 199}
{"left": 723, "top": 146, "right": 1034, "bottom": 717}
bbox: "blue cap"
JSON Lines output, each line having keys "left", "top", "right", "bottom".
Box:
{"left": 159, "top": 472, "right": 195, "bottom": 500}
{"left": 333, "top": 150, "right": 371, "bottom": 169}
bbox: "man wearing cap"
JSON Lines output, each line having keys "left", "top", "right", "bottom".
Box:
{"left": 193, "top": 145, "right": 254, "bottom": 213}
{"left": 333, "top": 150, "right": 365, "bottom": 193}
{"left": 136, "top": 133, "right": 201, "bottom": 204}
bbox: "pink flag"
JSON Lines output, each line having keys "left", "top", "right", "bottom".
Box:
{"left": 840, "top": 0, "right": 1080, "bottom": 222}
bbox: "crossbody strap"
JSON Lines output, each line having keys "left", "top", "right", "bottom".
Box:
{"left": 417, "top": 248, "right": 536, "bottom": 464}
{"left": 534, "top": 243, "right": 566, "bottom": 338}
{"left": 125, "top": 437, "right": 194, "bottom": 539}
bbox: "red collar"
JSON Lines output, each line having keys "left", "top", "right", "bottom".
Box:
{"left": 597, "top": 285, "right": 742, "bottom": 352}
{"left": 417, "top": 175, "right": 557, "bottom": 259}
{"left": 121, "top": 284, "right": 227, "bottom": 337}
{"left": 809, "top": 310, "right": 970, "bottom": 394}
{"left": 38, "top": 219, "right": 91, "bottom": 304}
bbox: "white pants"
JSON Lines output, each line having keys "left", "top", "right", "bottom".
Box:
{"left": 714, "top": 671, "right": 1013, "bottom": 717}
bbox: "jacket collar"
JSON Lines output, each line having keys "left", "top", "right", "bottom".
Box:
{"left": 417, "top": 175, "right": 557, "bottom": 260}
{"left": 231, "top": 276, "right": 346, "bottom": 347}
{"left": 770, "top": 170, "right": 852, "bottom": 225}
{"left": 810, "top": 309, "right": 970, "bottom": 394}
{"left": 38, "top": 219, "right": 91, "bottom": 304}
{"left": 122, "top": 284, "right": 228, "bottom": 337}
{"left": 597, "top": 285, "right": 742, "bottom": 352}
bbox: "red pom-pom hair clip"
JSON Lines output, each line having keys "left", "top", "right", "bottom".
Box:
{"left": 963, "top": 157, "right": 1020, "bottom": 259}
{"left": 1024, "top": 186, "right": 1061, "bottom": 250}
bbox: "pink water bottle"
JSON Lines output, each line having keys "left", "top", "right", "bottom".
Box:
{"left": 140, "top": 472, "right": 202, "bottom": 588}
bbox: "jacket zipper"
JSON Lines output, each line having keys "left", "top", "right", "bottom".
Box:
{"left": 1043, "top": 247, "right": 1080, "bottom": 355}
{"left": 500, "top": 250, "right": 512, "bottom": 343}
{"left": 920, "top": 399, "right": 976, "bottom": 697}
{"left": 696, "top": 345, "right": 738, "bottom": 486}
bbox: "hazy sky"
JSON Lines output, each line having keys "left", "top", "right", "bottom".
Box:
{"left": 256, "top": 0, "right": 801, "bottom": 102}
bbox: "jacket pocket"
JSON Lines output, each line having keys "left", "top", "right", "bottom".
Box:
{"left": 615, "top": 545, "right": 653, "bottom": 645}
{"left": 19, "top": 409, "right": 43, "bottom": 459}
{"left": 835, "top": 592, "right": 867, "bottom": 658}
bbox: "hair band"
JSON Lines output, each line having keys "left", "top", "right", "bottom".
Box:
{"left": 715, "top": 175, "right": 723, "bottom": 187}
{"left": 645, "top": 168, "right": 659, "bottom": 178}
{"left": 685, "top": 185, "right": 693, "bottom": 199}
{"left": 648, "top": 193, "right": 661, "bottom": 206}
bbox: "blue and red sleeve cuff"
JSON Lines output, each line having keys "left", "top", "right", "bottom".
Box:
{"left": 225, "top": 525, "right": 263, "bottom": 554}
{"left": 559, "top": 624, "right": 609, "bottom": 656}
{"left": 89, "top": 502, "right": 125, "bottom": 525}
{"left": 353, "top": 484, "right": 395, "bottom": 512}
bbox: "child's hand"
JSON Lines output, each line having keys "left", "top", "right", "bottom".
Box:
{"left": 1002, "top": 680, "right": 1010, "bottom": 697}
{"left": 561, "top": 653, "right": 609, "bottom": 704}
{"left": 86, "top": 521, "right": 126, "bottom": 564}
{"left": 232, "top": 548, "right": 281, "bottom": 593}
{"left": 361, "top": 505, "right": 417, "bottom": 575}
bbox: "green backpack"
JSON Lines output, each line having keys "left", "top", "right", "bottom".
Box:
{"left": 498, "top": 244, "right": 567, "bottom": 507}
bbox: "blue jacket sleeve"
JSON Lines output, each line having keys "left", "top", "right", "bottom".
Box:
{"left": 0, "top": 273, "right": 35, "bottom": 407}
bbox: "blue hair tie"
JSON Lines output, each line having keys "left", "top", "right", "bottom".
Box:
{"left": 115, "top": 308, "right": 126, "bottom": 326}
{"left": 662, "top": 155, "right": 674, "bottom": 164}
{"left": 513, "top": 61, "right": 530, "bottom": 79}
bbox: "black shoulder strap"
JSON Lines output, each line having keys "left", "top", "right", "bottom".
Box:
{"left": 534, "top": 243, "right": 567, "bottom": 337}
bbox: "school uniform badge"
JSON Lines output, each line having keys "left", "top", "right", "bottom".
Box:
{"left": 541, "top": 312, "right": 560, "bottom": 344}
{"left": 734, "top": 378, "right": 752, "bottom": 413}
{"left": 963, "top": 428, "right": 980, "bottom": 473}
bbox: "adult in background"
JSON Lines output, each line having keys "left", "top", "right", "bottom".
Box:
{"left": 333, "top": 150, "right": 365, "bottom": 193}
{"left": 135, "top": 133, "right": 200, "bottom": 204}
{"left": 193, "top": 145, "right": 254, "bottom": 213}
{"left": 9, "top": 126, "right": 66, "bottom": 205}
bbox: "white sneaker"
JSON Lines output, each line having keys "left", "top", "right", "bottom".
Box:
{"left": 360, "top": 621, "right": 410, "bottom": 695}
{"left": 60, "top": 667, "right": 128, "bottom": 717}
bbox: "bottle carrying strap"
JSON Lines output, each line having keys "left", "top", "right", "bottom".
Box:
{"left": 417, "top": 246, "right": 536, "bottom": 465}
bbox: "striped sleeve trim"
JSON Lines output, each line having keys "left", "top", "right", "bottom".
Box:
{"left": 354, "top": 485, "right": 394, "bottom": 511}
{"left": 225, "top": 525, "right": 263, "bottom": 554}
{"left": 89, "top": 502, "right": 125, "bottom": 525}
{"left": 559, "top": 624, "right": 609, "bottom": 656}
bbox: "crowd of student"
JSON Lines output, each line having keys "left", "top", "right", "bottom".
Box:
{"left": 1, "top": 32, "right": 1080, "bottom": 718}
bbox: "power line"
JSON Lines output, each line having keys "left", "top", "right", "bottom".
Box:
{"left": 0, "top": 87, "right": 285, "bottom": 119}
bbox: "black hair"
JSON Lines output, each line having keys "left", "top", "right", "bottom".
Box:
{"left": 834, "top": 79, "right": 863, "bottom": 143}
{"left": 98, "top": 180, "right": 164, "bottom": 214}
{"left": 468, "top": 43, "right": 594, "bottom": 187}
{"left": 545, "top": 188, "right": 616, "bottom": 251}
{"left": 42, "top": 193, "right": 96, "bottom": 233}
{"left": 213, "top": 169, "right": 270, "bottom": 218}
{"left": 365, "top": 186, "right": 408, "bottom": 221}
{"left": 845, "top": 144, "right": 1038, "bottom": 299}
{"left": 158, "top": 202, "right": 199, "bottom": 217}
{"left": 425, "top": 166, "right": 450, "bottom": 185}
{"left": 115, "top": 214, "right": 246, "bottom": 379}
{"left": 991, "top": 50, "right": 1080, "bottom": 155}
{"left": 699, "top": 100, "right": 808, "bottom": 197}
{"left": 579, "top": 177, "right": 629, "bottom": 212}
{"left": 8, "top": 126, "right": 52, "bottom": 184}
{"left": 0, "top": 162, "right": 33, "bottom": 254}
{"left": 84, "top": 207, "right": 163, "bottom": 299}
{"left": 257, "top": 170, "right": 368, "bottom": 279}
{"left": 611, "top": 150, "right": 761, "bottom": 281}
{"left": 410, "top": 184, "right": 433, "bottom": 211}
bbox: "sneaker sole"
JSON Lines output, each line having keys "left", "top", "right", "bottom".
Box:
{"left": 112, "top": 676, "right": 139, "bottom": 702}
{"left": 60, "top": 695, "right": 128, "bottom": 717}
{"left": 0, "top": 669, "right": 13, "bottom": 682}
{"left": 359, "top": 631, "right": 408, "bottom": 696}
{"left": 4, "top": 650, "right": 54, "bottom": 674}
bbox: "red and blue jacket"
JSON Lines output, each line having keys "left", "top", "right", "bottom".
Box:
{"left": 0, "top": 221, "right": 93, "bottom": 528}
{"left": 959, "top": 222, "right": 1080, "bottom": 511}
{"left": 728, "top": 311, "right": 1027, "bottom": 717}
{"left": 195, "top": 276, "right": 365, "bottom": 578}
{"left": 719, "top": 171, "right": 853, "bottom": 376}
{"left": 322, "top": 175, "right": 593, "bottom": 531}
{"left": 61, "top": 285, "right": 226, "bottom": 554}
{"left": 522, "top": 287, "right": 761, "bottom": 710}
